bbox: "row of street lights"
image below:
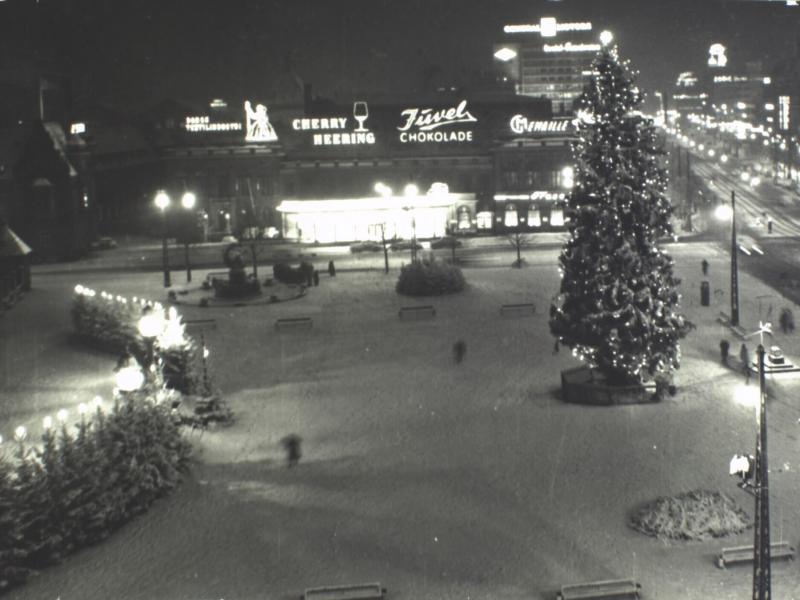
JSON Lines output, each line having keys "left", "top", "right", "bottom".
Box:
{"left": 671, "top": 129, "right": 774, "bottom": 597}
{"left": 155, "top": 190, "right": 197, "bottom": 288}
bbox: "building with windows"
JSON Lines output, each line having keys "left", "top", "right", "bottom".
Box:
{"left": 493, "top": 17, "right": 598, "bottom": 115}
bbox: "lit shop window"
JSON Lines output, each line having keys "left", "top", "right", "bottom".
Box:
{"left": 504, "top": 205, "right": 519, "bottom": 227}
{"left": 551, "top": 208, "right": 565, "bottom": 226}
{"left": 457, "top": 206, "right": 472, "bottom": 230}
{"left": 527, "top": 206, "right": 541, "bottom": 227}
{"left": 476, "top": 211, "right": 493, "bottom": 230}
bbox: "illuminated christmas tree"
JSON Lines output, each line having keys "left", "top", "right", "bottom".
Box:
{"left": 549, "top": 40, "right": 689, "bottom": 385}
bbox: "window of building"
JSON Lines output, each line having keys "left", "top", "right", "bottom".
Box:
{"left": 457, "top": 206, "right": 472, "bottom": 230}
{"left": 528, "top": 205, "right": 541, "bottom": 227}
{"left": 551, "top": 207, "right": 565, "bottom": 227}
{"left": 476, "top": 211, "right": 493, "bottom": 230}
{"left": 504, "top": 204, "right": 518, "bottom": 227}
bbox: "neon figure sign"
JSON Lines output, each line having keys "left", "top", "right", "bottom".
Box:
{"left": 244, "top": 101, "right": 278, "bottom": 142}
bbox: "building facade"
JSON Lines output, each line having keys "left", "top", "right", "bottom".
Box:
{"left": 493, "top": 17, "right": 599, "bottom": 115}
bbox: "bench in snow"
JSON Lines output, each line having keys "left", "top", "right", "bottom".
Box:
{"left": 184, "top": 318, "right": 217, "bottom": 331}
{"left": 717, "top": 541, "right": 795, "bottom": 568}
{"left": 398, "top": 305, "right": 436, "bottom": 319}
{"left": 303, "top": 582, "right": 386, "bottom": 600}
{"left": 556, "top": 579, "right": 641, "bottom": 599}
{"left": 275, "top": 316, "right": 313, "bottom": 331}
{"left": 500, "top": 302, "right": 536, "bottom": 317}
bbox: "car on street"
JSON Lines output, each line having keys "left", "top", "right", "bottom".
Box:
{"left": 390, "top": 239, "right": 423, "bottom": 252}
{"left": 430, "top": 236, "right": 463, "bottom": 249}
{"left": 349, "top": 240, "right": 383, "bottom": 253}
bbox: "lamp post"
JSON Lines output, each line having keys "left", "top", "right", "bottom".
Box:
{"left": 181, "top": 192, "right": 196, "bottom": 282}
{"left": 752, "top": 343, "right": 771, "bottom": 599}
{"left": 155, "top": 191, "right": 171, "bottom": 287}
{"left": 715, "top": 190, "right": 739, "bottom": 327}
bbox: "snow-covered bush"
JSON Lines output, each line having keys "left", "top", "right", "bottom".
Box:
{"left": 396, "top": 259, "right": 466, "bottom": 296}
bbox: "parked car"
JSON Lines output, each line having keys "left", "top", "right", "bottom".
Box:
{"left": 430, "top": 236, "right": 463, "bottom": 249}
{"left": 350, "top": 240, "right": 382, "bottom": 253}
{"left": 390, "top": 239, "right": 423, "bottom": 251}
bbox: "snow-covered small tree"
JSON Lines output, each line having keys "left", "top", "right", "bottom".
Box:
{"left": 549, "top": 40, "right": 689, "bottom": 385}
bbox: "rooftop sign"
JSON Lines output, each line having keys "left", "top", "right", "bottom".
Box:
{"left": 291, "top": 102, "right": 375, "bottom": 146}
{"left": 397, "top": 100, "right": 477, "bottom": 143}
{"left": 543, "top": 42, "right": 600, "bottom": 53}
{"left": 509, "top": 115, "right": 572, "bottom": 135}
{"left": 504, "top": 18, "right": 592, "bottom": 35}
{"left": 185, "top": 116, "right": 242, "bottom": 132}
{"left": 244, "top": 100, "right": 278, "bottom": 142}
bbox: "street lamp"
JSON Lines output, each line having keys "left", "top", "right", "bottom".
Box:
{"left": 115, "top": 354, "right": 145, "bottom": 393}
{"left": 715, "top": 190, "right": 739, "bottom": 326}
{"left": 729, "top": 348, "right": 772, "bottom": 598}
{"left": 154, "top": 191, "right": 171, "bottom": 287}
{"left": 181, "top": 191, "right": 196, "bottom": 282}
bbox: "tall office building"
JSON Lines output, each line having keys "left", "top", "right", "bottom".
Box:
{"left": 493, "top": 17, "right": 599, "bottom": 115}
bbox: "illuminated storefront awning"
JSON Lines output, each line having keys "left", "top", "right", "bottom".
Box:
{"left": 276, "top": 194, "right": 465, "bottom": 214}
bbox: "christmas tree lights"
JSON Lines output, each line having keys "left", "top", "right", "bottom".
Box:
{"left": 549, "top": 42, "right": 690, "bottom": 385}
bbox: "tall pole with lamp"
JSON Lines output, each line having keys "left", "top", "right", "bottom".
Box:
{"left": 753, "top": 343, "right": 771, "bottom": 599}
{"left": 181, "top": 191, "right": 196, "bottom": 282}
{"left": 715, "top": 191, "right": 739, "bottom": 326}
{"left": 155, "top": 191, "right": 171, "bottom": 287}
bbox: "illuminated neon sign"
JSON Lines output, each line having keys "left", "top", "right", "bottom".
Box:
{"left": 509, "top": 116, "right": 571, "bottom": 135}
{"left": 495, "top": 191, "right": 566, "bottom": 201}
{"left": 185, "top": 116, "right": 243, "bottom": 132}
{"left": 504, "top": 19, "right": 592, "bottom": 35}
{"left": 397, "top": 100, "right": 477, "bottom": 143}
{"left": 244, "top": 100, "right": 278, "bottom": 142}
{"left": 543, "top": 42, "right": 600, "bottom": 53}
{"left": 779, "top": 96, "right": 790, "bottom": 131}
{"left": 708, "top": 43, "right": 727, "bottom": 68}
{"left": 291, "top": 102, "right": 375, "bottom": 146}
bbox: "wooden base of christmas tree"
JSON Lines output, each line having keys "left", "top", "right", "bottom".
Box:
{"left": 561, "top": 366, "right": 657, "bottom": 405}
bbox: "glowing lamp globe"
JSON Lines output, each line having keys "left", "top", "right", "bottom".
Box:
{"left": 181, "top": 191, "right": 196, "bottom": 210}
{"left": 116, "top": 364, "right": 145, "bottom": 392}
{"left": 154, "top": 191, "right": 170, "bottom": 211}
{"left": 138, "top": 310, "right": 165, "bottom": 339}
{"left": 714, "top": 205, "right": 733, "bottom": 221}
{"left": 734, "top": 384, "right": 759, "bottom": 408}
{"left": 599, "top": 30, "right": 613, "bottom": 46}
{"left": 404, "top": 183, "right": 419, "bottom": 197}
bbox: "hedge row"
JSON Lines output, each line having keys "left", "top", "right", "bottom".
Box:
{"left": 0, "top": 393, "right": 191, "bottom": 591}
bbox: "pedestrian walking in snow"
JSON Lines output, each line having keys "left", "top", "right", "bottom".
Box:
{"left": 740, "top": 343, "right": 751, "bottom": 383}
{"left": 281, "top": 434, "right": 302, "bottom": 468}
{"left": 453, "top": 340, "right": 466, "bottom": 364}
{"left": 328, "top": 260, "right": 336, "bottom": 277}
{"left": 553, "top": 339, "right": 560, "bottom": 354}
{"left": 720, "top": 339, "right": 730, "bottom": 366}
{"left": 701, "top": 259, "right": 709, "bottom": 276}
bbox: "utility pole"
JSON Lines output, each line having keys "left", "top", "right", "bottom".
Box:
{"left": 731, "top": 190, "right": 739, "bottom": 327}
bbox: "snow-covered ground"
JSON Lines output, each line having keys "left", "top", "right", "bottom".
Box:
{"left": 3, "top": 242, "right": 800, "bottom": 600}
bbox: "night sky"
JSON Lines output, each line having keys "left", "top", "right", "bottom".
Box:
{"left": 2, "top": 0, "right": 799, "bottom": 112}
